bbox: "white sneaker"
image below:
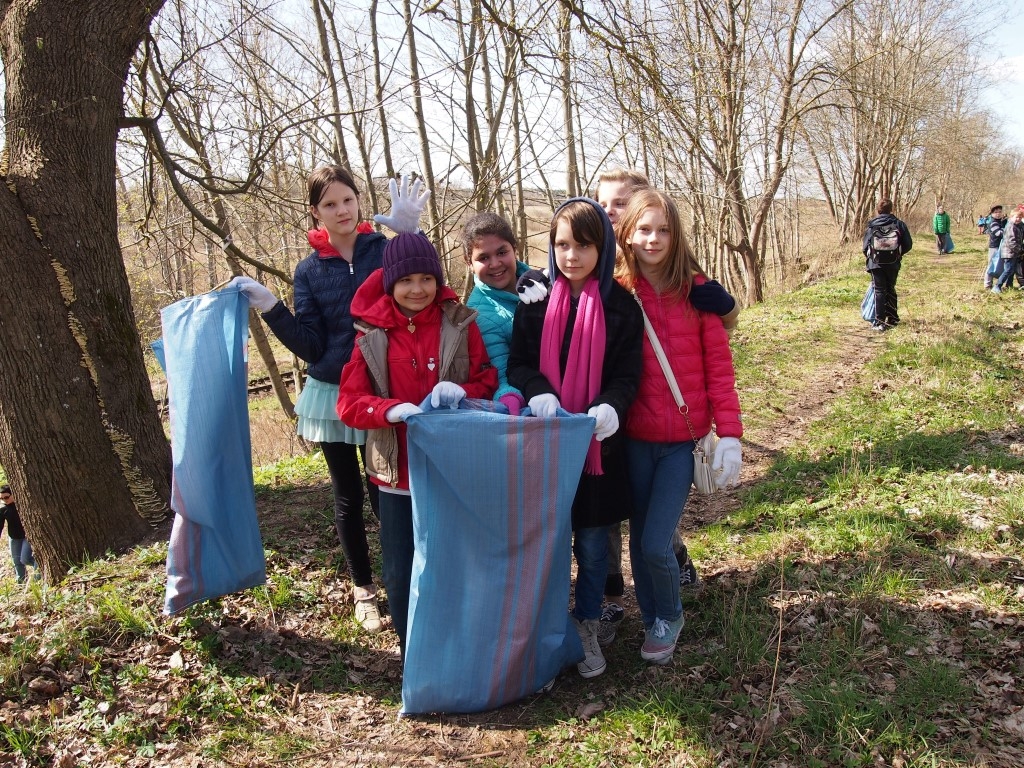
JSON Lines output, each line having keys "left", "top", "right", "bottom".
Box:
{"left": 353, "top": 589, "right": 383, "bottom": 634}
{"left": 571, "top": 616, "right": 606, "bottom": 678}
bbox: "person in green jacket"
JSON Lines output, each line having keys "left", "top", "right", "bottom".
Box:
{"left": 933, "top": 204, "right": 951, "bottom": 254}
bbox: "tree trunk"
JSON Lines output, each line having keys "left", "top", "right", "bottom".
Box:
{"left": 0, "top": 0, "right": 171, "bottom": 582}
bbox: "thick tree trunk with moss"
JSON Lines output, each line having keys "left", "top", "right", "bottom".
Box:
{"left": 0, "top": 0, "right": 171, "bottom": 581}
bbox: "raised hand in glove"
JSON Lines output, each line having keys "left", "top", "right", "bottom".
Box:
{"left": 385, "top": 403, "right": 423, "bottom": 423}
{"left": 516, "top": 268, "right": 550, "bottom": 304}
{"left": 226, "top": 276, "right": 278, "bottom": 312}
{"left": 527, "top": 393, "right": 560, "bottom": 419}
{"left": 430, "top": 381, "right": 466, "bottom": 409}
{"left": 373, "top": 174, "right": 431, "bottom": 234}
{"left": 712, "top": 436, "right": 742, "bottom": 488}
{"left": 587, "top": 403, "right": 619, "bottom": 441}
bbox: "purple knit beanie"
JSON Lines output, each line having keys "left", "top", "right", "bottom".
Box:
{"left": 382, "top": 233, "right": 445, "bottom": 294}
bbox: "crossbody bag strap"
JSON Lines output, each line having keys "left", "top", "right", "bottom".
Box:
{"left": 632, "top": 289, "right": 700, "bottom": 444}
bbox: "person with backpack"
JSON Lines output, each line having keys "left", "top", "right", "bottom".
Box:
{"left": 862, "top": 199, "right": 913, "bottom": 331}
{"left": 933, "top": 204, "right": 951, "bottom": 254}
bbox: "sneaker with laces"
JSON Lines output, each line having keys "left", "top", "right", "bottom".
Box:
{"left": 641, "top": 613, "right": 686, "bottom": 664}
{"left": 354, "top": 595, "right": 383, "bottom": 634}
{"left": 597, "top": 602, "right": 624, "bottom": 647}
{"left": 678, "top": 557, "right": 703, "bottom": 591}
{"left": 571, "top": 616, "right": 607, "bottom": 678}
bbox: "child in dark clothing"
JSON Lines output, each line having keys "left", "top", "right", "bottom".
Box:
{"left": 507, "top": 198, "right": 643, "bottom": 679}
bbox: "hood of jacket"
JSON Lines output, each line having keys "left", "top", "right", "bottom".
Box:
{"left": 547, "top": 197, "right": 617, "bottom": 301}
{"left": 866, "top": 213, "right": 900, "bottom": 229}
{"left": 350, "top": 267, "right": 462, "bottom": 329}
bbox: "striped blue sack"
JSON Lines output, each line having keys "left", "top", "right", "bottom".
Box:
{"left": 400, "top": 401, "right": 592, "bottom": 714}
{"left": 861, "top": 284, "right": 875, "bottom": 322}
{"left": 158, "top": 288, "right": 266, "bottom": 614}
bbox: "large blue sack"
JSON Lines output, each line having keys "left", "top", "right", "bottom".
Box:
{"left": 158, "top": 288, "right": 266, "bottom": 614}
{"left": 861, "top": 283, "right": 875, "bottom": 322}
{"left": 400, "top": 402, "right": 592, "bottom": 714}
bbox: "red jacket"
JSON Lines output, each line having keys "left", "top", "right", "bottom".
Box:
{"left": 337, "top": 269, "right": 497, "bottom": 490}
{"left": 624, "top": 275, "right": 742, "bottom": 443}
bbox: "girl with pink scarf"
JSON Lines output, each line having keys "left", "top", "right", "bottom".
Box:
{"left": 507, "top": 198, "right": 643, "bottom": 680}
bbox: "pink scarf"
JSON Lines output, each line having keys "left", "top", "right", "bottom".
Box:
{"left": 540, "top": 276, "right": 607, "bottom": 474}
{"left": 307, "top": 223, "right": 375, "bottom": 258}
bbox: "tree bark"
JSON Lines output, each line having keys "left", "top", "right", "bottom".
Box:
{"left": 0, "top": 0, "right": 171, "bottom": 581}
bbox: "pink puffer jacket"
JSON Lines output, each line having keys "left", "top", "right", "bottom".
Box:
{"left": 624, "top": 275, "right": 742, "bottom": 443}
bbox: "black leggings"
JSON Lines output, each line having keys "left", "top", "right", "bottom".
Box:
{"left": 320, "top": 441, "right": 380, "bottom": 588}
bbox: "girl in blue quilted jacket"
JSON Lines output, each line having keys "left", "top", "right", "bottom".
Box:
{"left": 229, "top": 167, "right": 429, "bottom": 635}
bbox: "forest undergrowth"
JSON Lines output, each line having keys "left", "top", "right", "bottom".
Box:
{"left": 1, "top": 233, "right": 1022, "bottom": 767}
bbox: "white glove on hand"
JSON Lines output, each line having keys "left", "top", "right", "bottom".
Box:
{"left": 587, "top": 403, "right": 619, "bottom": 441}
{"left": 385, "top": 403, "right": 423, "bottom": 423}
{"left": 372, "top": 174, "right": 431, "bottom": 234}
{"left": 430, "top": 381, "right": 466, "bottom": 409}
{"left": 528, "top": 393, "right": 560, "bottom": 419}
{"left": 712, "top": 436, "right": 742, "bottom": 488}
{"left": 227, "top": 276, "right": 278, "bottom": 312}
{"left": 516, "top": 268, "right": 550, "bottom": 304}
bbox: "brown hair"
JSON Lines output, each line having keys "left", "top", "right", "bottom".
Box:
{"left": 614, "top": 188, "right": 704, "bottom": 296}
{"left": 592, "top": 169, "right": 650, "bottom": 201}
{"left": 459, "top": 212, "right": 517, "bottom": 263}
{"left": 877, "top": 199, "right": 893, "bottom": 215}
{"left": 307, "top": 165, "right": 361, "bottom": 228}
{"left": 550, "top": 200, "right": 605, "bottom": 253}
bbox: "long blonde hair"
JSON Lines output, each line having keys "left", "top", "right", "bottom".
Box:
{"left": 614, "top": 188, "right": 704, "bottom": 296}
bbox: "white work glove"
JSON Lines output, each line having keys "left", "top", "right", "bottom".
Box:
{"left": 587, "top": 403, "right": 619, "bottom": 441}
{"left": 227, "top": 276, "right": 278, "bottom": 312}
{"left": 527, "top": 393, "right": 560, "bottom": 419}
{"left": 430, "top": 381, "right": 466, "bottom": 409}
{"left": 385, "top": 403, "right": 423, "bottom": 423}
{"left": 516, "top": 268, "right": 550, "bottom": 304}
{"left": 712, "top": 436, "right": 742, "bottom": 488}
{"left": 372, "top": 174, "right": 431, "bottom": 234}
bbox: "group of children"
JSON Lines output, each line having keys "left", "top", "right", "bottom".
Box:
{"left": 979, "top": 203, "right": 1024, "bottom": 293}
{"left": 230, "top": 166, "right": 743, "bottom": 685}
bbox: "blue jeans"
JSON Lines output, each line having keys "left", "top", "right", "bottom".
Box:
{"left": 571, "top": 525, "right": 610, "bottom": 621}
{"left": 378, "top": 491, "right": 414, "bottom": 656}
{"left": 9, "top": 538, "right": 35, "bottom": 583}
{"left": 627, "top": 439, "right": 694, "bottom": 629}
{"left": 986, "top": 248, "right": 1002, "bottom": 285}
{"left": 997, "top": 257, "right": 1020, "bottom": 289}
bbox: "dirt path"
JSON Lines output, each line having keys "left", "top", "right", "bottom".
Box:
{"left": 682, "top": 318, "right": 883, "bottom": 533}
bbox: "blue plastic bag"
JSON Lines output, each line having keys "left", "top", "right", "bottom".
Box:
{"left": 400, "top": 401, "right": 592, "bottom": 714}
{"left": 861, "top": 284, "right": 875, "bottom": 322}
{"left": 158, "top": 288, "right": 266, "bottom": 614}
{"left": 944, "top": 233, "right": 955, "bottom": 253}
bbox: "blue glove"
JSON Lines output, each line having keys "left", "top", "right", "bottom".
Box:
{"left": 516, "top": 268, "right": 550, "bottom": 304}
{"left": 226, "top": 276, "right": 278, "bottom": 312}
{"left": 430, "top": 381, "right": 466, "bottom": 409}
{"left": 373, "top": 174, "right": 431, "bottom": 234}
{"left": 528, "top": 393, "right": 559, "bottom": 418}
{"left": 688, "top": 280, "right": 736, "bottom": 316}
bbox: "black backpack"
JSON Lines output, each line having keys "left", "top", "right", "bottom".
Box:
{"left": 868, "top": 223, "right": 901, "bottom": 264}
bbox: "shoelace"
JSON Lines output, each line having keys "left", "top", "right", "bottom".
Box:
{"left": 600, "top": 604, "right": 622, "bottom": 622}
{"left": 651, "top": 618, "right": 670, "bottom": 640}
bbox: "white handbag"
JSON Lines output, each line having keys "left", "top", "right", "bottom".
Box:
{"left": 633, "top": 291, "right": 717, "bottom": 495}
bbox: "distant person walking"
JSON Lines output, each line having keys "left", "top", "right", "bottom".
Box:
{"left": 984, "top": 205, "right": 1007, "bottom": 291}
{"left": 862, "top": 200, "right": 913, "bottom": 331}
{"left": 933, "top": 204, "right": 951, "bottom": 254}
{"left": 0, "top": 486, "right": 37, "bottom": 583}
{"left": 994, "top": 206, "right": 1024, "bottom": 294}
